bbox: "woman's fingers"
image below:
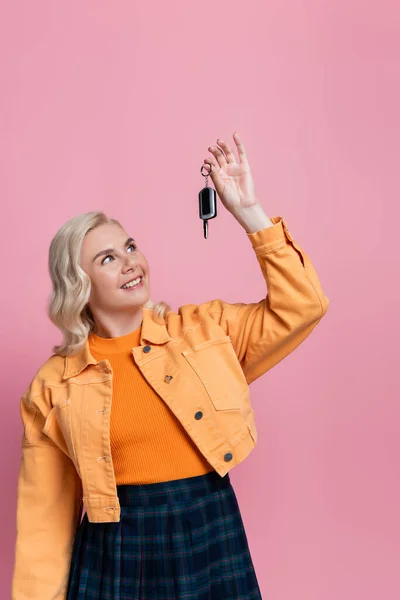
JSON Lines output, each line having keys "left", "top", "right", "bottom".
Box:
{"left": 208, "top": 143, "right": 228, "bottom": 169}
{"left": 202, "top": 132, "right": 249, "bottom": 188}
{"left": 232, "top": 132, "right": 249, "bottom": 165}
{"left": 203, "top": 154, "right": 225, "bottom": 196}
{"left": 214, "top": 136, "right": 238, "bottom": 165}
{"left": 207, "top": 132, "right": 248, "bottom": 169}
{"left": 203, "top": 155, "right": 216, "bottom": 172}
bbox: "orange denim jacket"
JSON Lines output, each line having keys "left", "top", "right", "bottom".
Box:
{"left": 12, "top": 216, "right": 329, "bottom": 599}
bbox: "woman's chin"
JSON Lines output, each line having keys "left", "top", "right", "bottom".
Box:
{"left": 122, "top": 288, "right": 150, "bottom": 307}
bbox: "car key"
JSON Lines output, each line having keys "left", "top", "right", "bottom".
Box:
{"left": 199, "top": 163, "right": 217, "bottom": 239}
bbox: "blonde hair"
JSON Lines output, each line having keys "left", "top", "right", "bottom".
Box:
{"left": 47, "top": 211, "right": 172, "bottom": 356}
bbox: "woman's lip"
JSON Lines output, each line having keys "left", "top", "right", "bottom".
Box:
{"left": 121, "top": 277, "right": 145, "bottom": 291}
{"left": 121, "top": 275, "right": 143, "bottom": 288}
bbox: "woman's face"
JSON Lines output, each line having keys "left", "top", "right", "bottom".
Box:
{"left": 80, "top": 222, "right": 150, "bottom": 315}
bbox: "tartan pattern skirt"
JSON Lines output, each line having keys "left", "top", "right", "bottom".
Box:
{"left": 66, "top": 470, "right": 262, "bottom": 599}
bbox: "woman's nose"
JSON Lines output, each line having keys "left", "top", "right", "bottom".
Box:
{"left": 122, "top": 255, "right": 138, "bottom": 272}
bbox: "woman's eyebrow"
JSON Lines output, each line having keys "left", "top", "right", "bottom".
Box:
{"left": 92, "top": 238, "right": 135, "bottom": 262}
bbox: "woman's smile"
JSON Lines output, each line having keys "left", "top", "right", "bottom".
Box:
{"left": 121, "top": 275, "right": 145, "bottom": 291}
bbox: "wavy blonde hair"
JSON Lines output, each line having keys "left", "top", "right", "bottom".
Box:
{"left": 47, "top": 211, "right": 172, "bottom": 356}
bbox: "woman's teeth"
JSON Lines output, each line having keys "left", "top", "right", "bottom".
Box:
{"left": 122, "top": 276, "right": 142, "bottom": 289}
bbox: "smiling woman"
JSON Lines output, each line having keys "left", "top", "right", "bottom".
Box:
{"left": 12, "top": 133, "right": 329, "bottom": 600}
{"left": 47, "top": 211, "right": 172, "bottom": 355}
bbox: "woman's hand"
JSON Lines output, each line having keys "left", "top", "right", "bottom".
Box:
{"left": 203, "top": 132, "right": 258, "bottom": 217}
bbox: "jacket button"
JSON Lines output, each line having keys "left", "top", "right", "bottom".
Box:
{"left": 194, "top": 411, "right": 203, "bottom": 420}
{"left": 224, "top": 452, "right": 233, "bottom": 462}
{"left": 143, "top": 345, "right": 152, "bottom": 353}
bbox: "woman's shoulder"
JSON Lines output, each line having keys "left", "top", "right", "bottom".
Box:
{"left": 37, "top": 352, "right": 65, "bottom": 379}
{"left": 24, "top": 353, "right": 66, "bottom": 398}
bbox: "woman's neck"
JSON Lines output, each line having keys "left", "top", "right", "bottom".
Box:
{"left": 91, "top": 306, "right": 144, "bottom": 339}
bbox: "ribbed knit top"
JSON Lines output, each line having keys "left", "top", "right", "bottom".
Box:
{"left": 88, "top": 324, "right": 214, "bottom": 484}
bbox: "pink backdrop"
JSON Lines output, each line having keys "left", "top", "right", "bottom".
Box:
{"left": 1, "top": 1, "right": 399, "bottom": 598}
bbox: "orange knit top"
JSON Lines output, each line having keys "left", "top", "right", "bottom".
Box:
{"left": 88, "top": 324, "right": 214, "bottom": 485}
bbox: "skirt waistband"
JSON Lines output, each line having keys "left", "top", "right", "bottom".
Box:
{"left": 116, "top": 470, "right": 231, "bottom": 507}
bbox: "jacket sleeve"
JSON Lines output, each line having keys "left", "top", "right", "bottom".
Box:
{"left": 198, "top": 216, "right": 330, "bottom": 385}
{"left": 12, "top": 387, "right": 83, "bottom": 600}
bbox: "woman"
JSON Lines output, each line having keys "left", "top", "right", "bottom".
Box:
{"left": 12, "top": 132, "right": 329, "bottom": 599}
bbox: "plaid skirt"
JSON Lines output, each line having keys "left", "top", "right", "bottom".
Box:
{"left": 66, "top": 470, "right": 262, "bottom": 599}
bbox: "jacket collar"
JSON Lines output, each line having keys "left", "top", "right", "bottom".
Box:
{"left": 62, "top": 306, "right": 171, "bottom": 380}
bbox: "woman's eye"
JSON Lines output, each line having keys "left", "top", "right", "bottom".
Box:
{"left": 101, "top": 244, "right": 136, "bottom": 265}
{"left": 101, "top": 255, "right": 113, "bottom": 265}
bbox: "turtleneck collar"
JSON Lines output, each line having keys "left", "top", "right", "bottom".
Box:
{"left": 88, "top": 323, "right": 142, "bottom": 355}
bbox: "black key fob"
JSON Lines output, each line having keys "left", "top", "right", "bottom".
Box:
{"left": 199, "top": 164, "right": 217, "bottom": 239}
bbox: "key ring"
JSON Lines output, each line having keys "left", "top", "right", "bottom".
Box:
{"left": 200, "top": 163, "right": 212, "bottom": 179}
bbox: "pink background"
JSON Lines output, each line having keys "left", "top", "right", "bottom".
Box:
{"left": 1, "top": 1, "right": 399, "bottom": 598}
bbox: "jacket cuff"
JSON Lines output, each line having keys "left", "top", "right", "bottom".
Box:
{"left": 246, "top": 216, "right": 294, "bottom": 253}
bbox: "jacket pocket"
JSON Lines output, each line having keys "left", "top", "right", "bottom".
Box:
{"left": 181, "top": 336, "right": 248, "bottom": 410}
{"left": 42, "top": 400, "right": 77, "bottom": 463}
